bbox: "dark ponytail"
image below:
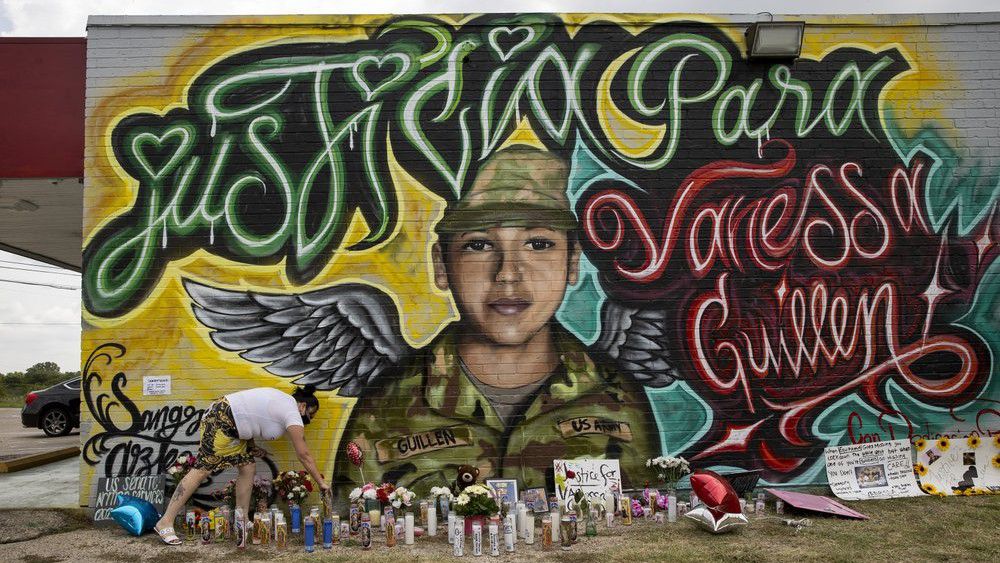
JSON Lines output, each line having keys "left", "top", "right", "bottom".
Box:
{"left": 291, "top": 384, "right": 320, "bottom": 410}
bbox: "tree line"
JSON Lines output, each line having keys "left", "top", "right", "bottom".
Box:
{"left": 0, "top": 362, "right": 80, "bottom": 404}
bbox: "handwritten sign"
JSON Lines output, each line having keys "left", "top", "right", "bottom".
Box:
{"left": 92, "top": 475, "right": 166, "bottom": 523}
{"left": 917, "top": 437, "right": 1000, "bottom": 496}
{"left": 553, "top": 459, "right": 621, "bottom": 512}
{"left": 142, "top": 376, "right": 171, "bottom": 396}
{"left": 825, "top": 439, "right": 922, "bottom": 500}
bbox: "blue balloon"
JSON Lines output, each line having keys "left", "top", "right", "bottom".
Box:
{"left": 109, "top": 494, "right": 160, "bottom": 536}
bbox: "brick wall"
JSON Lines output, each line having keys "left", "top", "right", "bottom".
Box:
{"left": 80, "top": 13, "right": 999, "bottom": 507}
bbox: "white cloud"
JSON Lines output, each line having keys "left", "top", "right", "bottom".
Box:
{"left": 0, "top": 250, "right": 80, "bottom": 373}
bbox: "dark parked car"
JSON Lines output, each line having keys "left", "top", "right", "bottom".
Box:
{"left": 21, "top": 377, "right": 81, "bottom": 437}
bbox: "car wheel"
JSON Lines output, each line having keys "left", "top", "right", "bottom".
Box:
{"left": 41, "top": 406, "right": 72, "bottom": 437}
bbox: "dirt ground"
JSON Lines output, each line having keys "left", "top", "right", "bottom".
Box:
{"left": 1, "top": 494, "right": 998, "bottom": 563}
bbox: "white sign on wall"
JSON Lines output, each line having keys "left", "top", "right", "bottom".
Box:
{"left": 825, "top": 439, "right": 923, "bottom": 500}
{"left": 553, "top": 458, "right": 622, "bottom": 511}
{"left": 142, "top": 375, "right": 171, "bottom": 396}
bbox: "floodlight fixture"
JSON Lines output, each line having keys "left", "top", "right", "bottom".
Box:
{"left": 745, "top": 21, "right": 805, "bottom": 60}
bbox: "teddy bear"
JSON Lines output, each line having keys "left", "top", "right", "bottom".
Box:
{"left": 454, "top": 464, "right": 480, "bottom": 494}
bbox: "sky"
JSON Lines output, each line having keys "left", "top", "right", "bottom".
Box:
{"left": 0, "top": 0, "right": 996, "bottom": 373}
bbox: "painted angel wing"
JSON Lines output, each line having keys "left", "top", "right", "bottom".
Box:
{"left": 183, "top": 279, "right": 414, "bottom": 396}
{"left": 589, "top": 300, "right": 680, "bottom": 387}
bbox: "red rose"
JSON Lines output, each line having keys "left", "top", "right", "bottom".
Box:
{"left": 304, "top": 481, "right": 313, "bottom": 492}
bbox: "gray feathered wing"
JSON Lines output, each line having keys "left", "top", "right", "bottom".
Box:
{"left": 183, "top": 279, "right": 414, "bottom": 396}
{"left": 589, "top": 300, "right": 680, "bottom": 388}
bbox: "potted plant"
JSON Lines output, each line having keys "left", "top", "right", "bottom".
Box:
{"left": 453, "top": 484, "right": 500, "bottom": 534}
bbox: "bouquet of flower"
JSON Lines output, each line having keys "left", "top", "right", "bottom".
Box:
{"left": 430, "top": 486, "right": 454, "bottom": 501}
{"left": 376, "top": 482, "right": 396, "bottom": 505}
{"left": 349, "top": 482, "right": 379, "bottom": 504}
{"left": 166, "top": 453, "right": 197, "bottom": 485}
{"left": 454, "top": 484, "right": 500, "bottom": 517}
{"left": 213, "top": 475, "right": 272, "bottom": 510}
{"left": 273, "top": 470, "right": 313, "bottom": 504}
{"left": 388, "top": 486, "right": 415, "bottom": 510}
{"left": 645, "top": 456, "right": 691, "bottom": 489}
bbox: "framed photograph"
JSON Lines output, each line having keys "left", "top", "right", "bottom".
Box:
{"left": 485, "top": 479, "right": 518, "bottom": 507}
{"left": 521, "top": 487, "right": 548, "bottom": 513}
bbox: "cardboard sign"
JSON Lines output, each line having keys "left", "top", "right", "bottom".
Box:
{"left": 92, "top": 475, "right": 166, "bottom": 523}
{"left": 767, "top": 489, "right": 868, "bottom": 520}
{"left": 916, "top": 436, "right": 1000, "bottom": 496}
{"left": 553, "top": 459, "right": 621, "bottom": 512}
{"left": 142, "top": 376, "right": 171, "bottom": 396}
{"left": 825, "top": 439, "right": 923, "bottom": 500}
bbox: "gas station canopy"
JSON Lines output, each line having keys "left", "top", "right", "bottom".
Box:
{"left": 0, "top": 38, "right": 85, "bottom": 270}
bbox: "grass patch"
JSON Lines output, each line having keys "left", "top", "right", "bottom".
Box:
{"left": 0, "top": 399, "right": 25, "bottom": 408}
{"left": 1, "top": 496, "right": 998, "bottom": 561}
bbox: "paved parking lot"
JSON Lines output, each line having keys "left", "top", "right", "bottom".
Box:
{"left": 0, "top": 407, "right": 79, "bottom": 458}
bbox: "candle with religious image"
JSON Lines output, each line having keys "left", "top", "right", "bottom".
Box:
{"left": 622, "top": 496, "right": 633, "bottom": 526}
{"left": 542, "top": 517, "right": 552, "bottom": 550}
{"left": 275, "top": 514, "right": 288, "bottom": 550}
{"left": 420, "top": 501, "right": 428, "bottom": 526}
{"left": 185, "top": 510, "right": 196, "bottom": 540}
{"left": 649, "top": 490, "right": 658, "bottom": 517}
{"left": 503, "top": 513, "right": 515, "bottom": 553}
{"left": 386, "top": 515, "right": 397, "bottom": 547}
{"left": 360, "top": 514, "right": 372, "bottom": 550}
{"left": 234, "top": 508, "right": 247, "bottom": 549}
{"left": 349, "top": 503, "right": 360, "bottom": 535}
{"left": 448, "top": 513, "right": 456, "bottom": 544}
{"left": 252, "top": 513, "right": 262, "bottom": 545}
{"left": 200, "top": 515, "right": 212, "bottom": 544}
{"left": 332, "top": 515, "right": 341, "bottom": 544}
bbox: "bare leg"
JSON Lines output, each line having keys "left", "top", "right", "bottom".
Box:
{"left": 155, "top": 468, "right": 210, "bottom": 530}
{"left": 235, "top": 462, "right": 256, "bottom": 516}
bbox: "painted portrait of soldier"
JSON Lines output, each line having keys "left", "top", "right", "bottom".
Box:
{"left": 183, "top": 144, "right": 678, "bottom": 496}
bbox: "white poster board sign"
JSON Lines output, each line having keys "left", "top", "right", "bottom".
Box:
{"left": 916, "top": 436, "right": 1000, "bottom": 496}
{"left": 825, "top": 439, "right": 923, "bottom": 500}
{"left": 142, "top": 376, "right": 171, "bottom": 396}
{"left": 553, "top": 458, "right": 621, "bottom": 512}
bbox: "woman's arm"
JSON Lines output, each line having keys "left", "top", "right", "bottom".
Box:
{"left": 286, "top": 425, "right": 329, "bottom": 493}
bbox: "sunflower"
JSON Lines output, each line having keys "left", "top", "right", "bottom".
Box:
{"left": 913, "top": 438, "right": 927, "bottom": 451}
{"left": 967, "top": 435, "right": 981, "bottom": 449}
{"left": 937, "top": 437, "right": 950, "bottom": 452}
{"left": 993, "top": 435, "right": 1000, "bottom": 449}
{"left": 921, "top": 483, "right": 938, "bottom": 495}
{"left": 992, "top": 454, "right": 1000, "bottom": 470}
{"left": 913, "top": 463, "right": 928, "bottom": 477}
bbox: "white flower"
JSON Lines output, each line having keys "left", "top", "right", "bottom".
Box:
{"left": 430, "top": 486, "right": 453, "bottom": 499}
{"left": 287, "top": 493, "right": 294, "bottom": 500}
{"left": 363, "top": 488, "right": 377, "bottom": 500}
{"left": 294, "top": 486, "right": 302, "bottom": 492}
{"left": 455, "top": 494, "right": 470, "bottom": 506}
{"left": 391, "top": 499, "right": 401, "bottom": 508}
{"left": 349, "top": 487, "right": 363, "bottom": 501}
{"left": 167, "top": 466, "right": 178, "bottom": 475}
{"left": 286, "top": 471, "right": 296, "bottom": 477}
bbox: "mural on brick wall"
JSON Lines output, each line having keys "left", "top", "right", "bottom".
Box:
{"left": 82, "top": 14, "right": 999, "bottom": 503}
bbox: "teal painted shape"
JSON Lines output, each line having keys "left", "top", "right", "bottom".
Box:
{"left": 557, "top": 136, "right": 634, "bottom": 343}
{"left": 646, "top": 382, "right": 713, "bottom": 457}
{"left": 884, "top": 107, "right": 1000, "bottom": 236}
{"left": 557, "top": 259, "right": 604, "bottom": 344}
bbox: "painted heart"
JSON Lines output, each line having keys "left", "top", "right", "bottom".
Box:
{"left": 488, "top": 26, "right": 536, "bottom": 62}
{"left": 352, "top": 53, "right": 413, "bottom": 102}
{"left": 130, "top": 126, "right": 193, "bottom": 181}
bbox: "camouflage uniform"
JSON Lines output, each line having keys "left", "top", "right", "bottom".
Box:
{"left": 333, "top": 326, "right": 658, "bottom": 496}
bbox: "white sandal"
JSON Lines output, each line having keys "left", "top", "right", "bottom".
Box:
{"left": 154, "top": 525, "right": 182, "bottom": 545}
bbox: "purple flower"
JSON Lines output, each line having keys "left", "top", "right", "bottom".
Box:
{"left": 631, "top": 499, "right": 644, "bottom": 517}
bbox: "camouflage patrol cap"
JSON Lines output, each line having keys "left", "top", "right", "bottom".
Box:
{"left": 435, "top": 146, "right": 577, "bottom": 233}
